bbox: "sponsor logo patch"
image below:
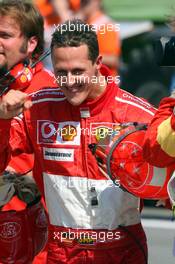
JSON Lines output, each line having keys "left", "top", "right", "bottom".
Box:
{"left": 0, "top": 222, "right": 21, "bottom": 240}
{"left": 43, "top": 147, "right": 74, "bottom": 161}
{"left": 37, "top": 120, "right": 80, "bottom": 145}
{"left": 90, "top": 122, "right": 120, "bottom": 144}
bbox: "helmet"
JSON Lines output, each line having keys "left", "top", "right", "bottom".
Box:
{"left": 89, "top": 122, "right": 170, "bottom": 199}
{"left": 0, "top": 172, "right": 48, "bottom": 263}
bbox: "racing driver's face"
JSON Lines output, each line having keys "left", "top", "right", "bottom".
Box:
{"left": 52, "top": 44, "right": 106, "bottom": 106}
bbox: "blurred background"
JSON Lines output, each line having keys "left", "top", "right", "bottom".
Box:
{"left": 103, "top": 0, "right": 175, "bottom": 107}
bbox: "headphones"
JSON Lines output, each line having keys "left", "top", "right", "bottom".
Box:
{"left": 0, "top": 49, "right": 51, "bottom": 96}
{"left": 0, "top": 60, "right": 33, "bottom": 96}
{"left": 9, "top": 60, "right": 33, "bottom": 90}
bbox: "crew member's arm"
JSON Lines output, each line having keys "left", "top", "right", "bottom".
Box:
{"left": 143, "top": 97, "right": 175, "bottom": 167}
{"left": 0, "top": 90, "right": 32, "bottom": 173}
{"left": 52, "top": 0, "right": 72, "bottom": 22}
{"left": 97, "top": 26, "right": 121, "bottom": 72}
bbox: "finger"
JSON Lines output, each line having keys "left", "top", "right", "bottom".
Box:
{"left": 3, "top": 106, "right": 25, "bottom": 119}
{"left": 2, "top": 90, "right": 28, "bottom": 105}
{"left": 3, "top": 99, "right": 27, "bottom": 112}
{"left": 24, "top": 99, "right": 33, "bottom": 110}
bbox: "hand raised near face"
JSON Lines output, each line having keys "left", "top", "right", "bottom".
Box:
{"left": 0, "top": 90, "right": 32, "bottom": 119}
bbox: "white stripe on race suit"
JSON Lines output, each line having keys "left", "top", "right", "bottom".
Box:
{"left": 32, "top": 97, "right": 66, "bottom": 104}
{"left": 43, "top": 173, "right": 141, "bottom": 229}
{"left": 167, "top": 171, "right": 175, "bottom": 205}
{"left": 29, "top": 88, "right": 62, "bottom": 96}
{"left": 149, "top": 167, "right": 167, "bottom": 187}
{"left": 115, "top": 96, "right": 155, "bottom": 116}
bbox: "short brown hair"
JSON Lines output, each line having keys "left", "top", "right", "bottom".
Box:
{"left": 0, "top": 0, "right": 44, "bottom": 57}
{"left": 51, "top": 19, "right": 99, "bottom": 64}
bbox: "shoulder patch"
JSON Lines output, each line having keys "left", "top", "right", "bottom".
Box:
{"left": 116, "top": 90, "right": 156, "bottom": 116}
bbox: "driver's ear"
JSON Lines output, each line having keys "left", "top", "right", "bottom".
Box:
{"left": 96, "top": 55, "right": 102, "bottom": 70}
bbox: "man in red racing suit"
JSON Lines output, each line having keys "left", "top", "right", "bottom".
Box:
{"left": 143, "top": 96, "right": 175, "bottom": 211}
{"left": 0, "top": 19, "right": 159, "bottom": 263}
{"left": 143, "top": 96, "right": 175, "bottom": 168}
{"left": 6, "top": 62, "right": 57, "bottom": 264}
{"left": 0, "top": 1, "right": 57, "bottom": 263}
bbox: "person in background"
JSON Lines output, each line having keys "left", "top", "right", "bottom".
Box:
{"left": 143, "top": 17, "right": 175, "bottom": 210}
{"left": 34, "top": 0, "right": 80, "bottom": 26}
{"left": 33, "top": 0, "right": 81, "bottom": 70}
{"left": 0, "top": 0, "right": 57, "bottom": 262}
{"left": 79, "top": 0, "right": 121, "bottom": 77}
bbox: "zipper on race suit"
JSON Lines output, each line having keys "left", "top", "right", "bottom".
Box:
{"left": 80, "top": 112, "right": 99, "bottom": 227}
{"left": 81, "top": 116, "right": 89, "bottom": 178}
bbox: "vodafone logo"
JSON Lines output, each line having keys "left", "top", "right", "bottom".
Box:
{"left": 41, "top": 122, "right": 57, "bottom": 139}
{"left": 38, "top": 121, "right": 58, "bottom": 144}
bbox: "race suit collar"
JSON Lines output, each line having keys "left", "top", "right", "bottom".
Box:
{"left": 70, "top": 64, "right": 118, "bottom": 117}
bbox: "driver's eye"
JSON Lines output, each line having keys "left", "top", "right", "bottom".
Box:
{"left": 72, "top": 69, "right": 84, "bottom": 75}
